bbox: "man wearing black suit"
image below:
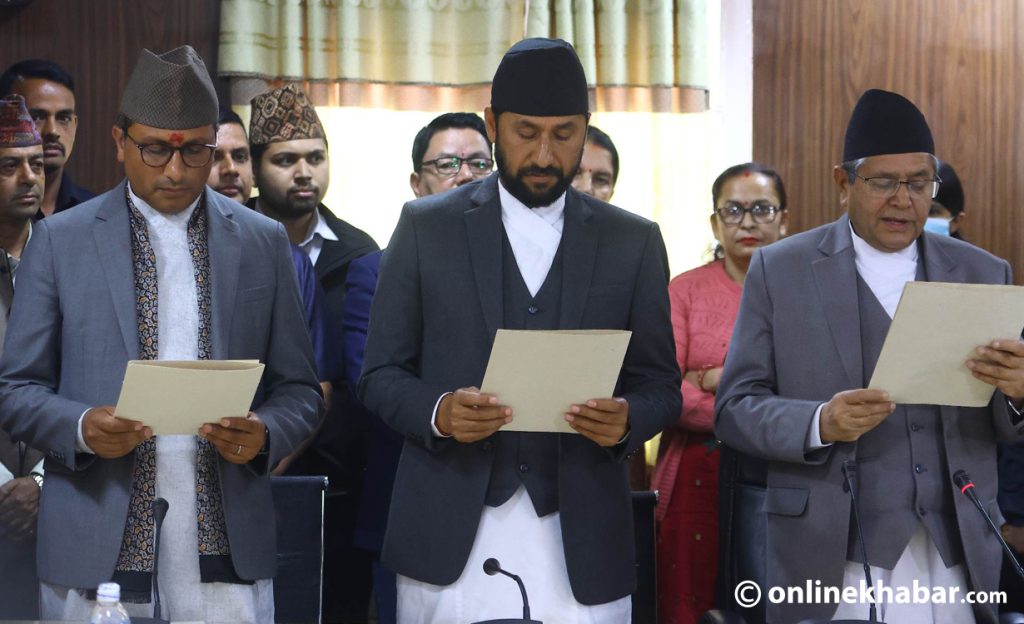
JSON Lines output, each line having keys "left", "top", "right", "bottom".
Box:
{"left": 360, "top": 38, "right": 680, "bottom": 623}
{"left": 247, "top": 83, "right": 379, "bottom": 621}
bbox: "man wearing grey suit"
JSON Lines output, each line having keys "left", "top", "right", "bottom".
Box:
{"left": 716, "top": 89, "right": 1024, "bottom": 624}
{"left": 0, "top": 46, "right": 321, "bottom": 623}
{"left": 360, "top": 39, "right": 679, "bottom": 623}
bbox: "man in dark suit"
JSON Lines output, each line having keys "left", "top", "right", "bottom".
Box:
{"left": 247, "top": 83, "right": 379, "bottom": 621}
{"left": 360, "top": 38, "right": 680, "bottom": 622}
{"left": 0, "top": 46, "right": 321, "bottom": 623}
{"left": 715, "top": 89, "right": 1024, "bottom": 624}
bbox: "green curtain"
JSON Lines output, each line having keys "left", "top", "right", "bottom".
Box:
{"left": 219, "top": 0, "right": 708, "bottom": 89}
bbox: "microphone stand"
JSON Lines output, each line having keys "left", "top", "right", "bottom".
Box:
{"left": 132, "top": 497, "right": 170, "bottom": 624}
{"left": 471, "top": 558, "right": 543, "bottom": 624}
{"left": 954, "top": 470, "right": 1024, "bottom": 583}
{"left": 799, "top": 462, "right": 881, "bottom": 623}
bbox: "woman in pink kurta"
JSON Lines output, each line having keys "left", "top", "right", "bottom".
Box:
{"left": 654, "top": 163, "right": 789, "bottom": 624}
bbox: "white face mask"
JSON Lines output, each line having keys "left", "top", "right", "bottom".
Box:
{"left": 924, "top": 216, "right": 950, "bottom": 236}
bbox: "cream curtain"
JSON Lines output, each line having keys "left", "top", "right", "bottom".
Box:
{"left": 219, "top": 0, "right": 708, "bottom": 110}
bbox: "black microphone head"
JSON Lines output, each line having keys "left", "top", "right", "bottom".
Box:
{"left": 953, "top": 470, "right": 972, "bottom": 489}
{"left": 152, "top": 497, "right": 169, "bottom": 521}
{"left": 482, "top": 558, "right": 501, "bottom": 576}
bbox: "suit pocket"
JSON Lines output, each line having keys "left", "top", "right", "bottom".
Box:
{"left": 238, "top": 285, "right": 271, "bottom": 302}
{"left": 764, "top": 486, "right": 809, "bottom": 517}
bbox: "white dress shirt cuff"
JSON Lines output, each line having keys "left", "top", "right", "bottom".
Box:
{"left": 431, "top": 393, "right": 453, "bottom": 438}
{"left": 30, "top": 458, "right": 44, "bottom": 476}
{"left": 806, "top": 403, "right": 831, "bottom": 451}
{"left": 76, "top": 410, "right": 95, "bottom": 454}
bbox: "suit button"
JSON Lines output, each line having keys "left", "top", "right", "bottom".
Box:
{"left": 528, "top": 305, "right": 539, "bottom": 314}
{"left": 519, "top": 463, "right": 529, "bottom": 473}
{"left": 918, "top": 506, "right": 927, "bottom": 516}
{"left": 910, "top": 423, "right": 922, "bottom": 432}
{"left": 915, "top": 464, "right": 926, "bottom": 474}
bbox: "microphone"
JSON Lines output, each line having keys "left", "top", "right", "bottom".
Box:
{"left": 797, "top": 463, "right": 881, "bottom": 623}
{"left": 470, "top": 558, "right": 542, "bottom": 624}
{"left": 133, "top": 498, "right": 170, "bottom": 624}
{"left": 841, "top": 460, "right": 878, "bottom": 624}
{"left": 953, "top": 470, "right": 1024, "bottom": 583}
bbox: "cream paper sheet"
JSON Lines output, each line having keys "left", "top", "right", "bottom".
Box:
{"left": 114, "top": 360, "right": 265, "bottom": 435}
{"left": 480, "top": 329, "right": 632, "bottom": 433}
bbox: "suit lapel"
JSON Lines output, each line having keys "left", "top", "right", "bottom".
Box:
{"left": 811, "top": 215, "right": 863, "bottom": 387}
{"left": 559, "top": 191, "right": 597, "bottom": 329}
{"left": 206, "top": 191, "right": 241, "bottom": 359}
{"left": 93, "top": 182, "right": 139, "bottom": 360}
{"left": 464, "top": 178, "right": 503, "bottom": 336}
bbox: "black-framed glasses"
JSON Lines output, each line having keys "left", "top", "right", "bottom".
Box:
{"left": 714, "top": 202, "right": 781, "bottom": 225}
{"left": 124, "top": 130, "right": 216, "bottom": 168}
{"left": 853, "top": 172, "right": 941, "bottom": 200}
{"left": 422, "top": 156, "right": 493, "bottom": 178}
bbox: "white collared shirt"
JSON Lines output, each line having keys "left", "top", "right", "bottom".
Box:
{"left": 256, "top": 201, "right": 339, "bottom": 267}
{"left": 497, "top": 180, "right": 566, "bottom": 296}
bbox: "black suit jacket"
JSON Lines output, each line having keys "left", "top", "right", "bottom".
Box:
{"left": 359, "top": 175, "right": 680, "bottom": 605}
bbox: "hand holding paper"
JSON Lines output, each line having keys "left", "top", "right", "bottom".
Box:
{"left": 480, "top": 329, "right": 632, "bottom": 434}
{"left": 967, "top": 338, "right": 1024, "bottom": 404}
{"left": 565, "top": 397, "right": 629, "bottom": 447}
{"left": 201, "top": 413, "right": 267, "bottom": 464}
{"left": 867, "top": 282, "right": 1024, "bottom": 406}
{"left": 436, "top": 387, "right": 512, "bottom": 443}
{"left": 83, "top": 405, "right": 152, "bottom": 458}
{"left": 819, "top": 389, "right": 895, "bottom": 443}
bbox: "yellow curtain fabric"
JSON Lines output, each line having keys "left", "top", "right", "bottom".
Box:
{"left": 219, "top": 0, "right": 708, "bottom": 93}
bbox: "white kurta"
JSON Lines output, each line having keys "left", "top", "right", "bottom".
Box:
{"left": 41, "top": 187, "right": 273, "bottom": 623}
{"left": 398, "top": 181, "right": 632, "bottom": 623}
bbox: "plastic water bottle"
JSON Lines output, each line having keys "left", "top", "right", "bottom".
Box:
{"left": 88, "top": 582, "right": 130, "bottom": 624}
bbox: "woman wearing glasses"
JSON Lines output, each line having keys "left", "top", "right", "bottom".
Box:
{"left": 652, "top": 162, "right": 788, "bottom": 624}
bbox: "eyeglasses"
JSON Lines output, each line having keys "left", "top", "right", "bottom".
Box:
{"left": 124, "top": 130, "right": 216, "bottom": 168}
{"left": 853, "top": 173, "right": 941, "bottom": 200}
{"left": 714, "top": 202, "right": 781, "bottom": 225}
{"left": 422, "top": 156, "right": 494, "bottom": 178}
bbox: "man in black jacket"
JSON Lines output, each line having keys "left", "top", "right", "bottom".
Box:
{"left": 248, "top": 83, "right": 379, "bottom": 622}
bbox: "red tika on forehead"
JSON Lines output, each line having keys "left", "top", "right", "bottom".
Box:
{"left": 169, "top": 132, "right": 185, "bottom": 146}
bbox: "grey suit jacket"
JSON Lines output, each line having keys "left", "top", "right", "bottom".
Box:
{"left": 0, "top": 181, "right": 323, "bottom": 590}
{"left": 359, "top": 175, "right": 680, "bottom": 605}
{"left": 715, "top": 214, "right": 1024, "bottom": 624}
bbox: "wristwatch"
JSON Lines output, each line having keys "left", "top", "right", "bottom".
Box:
{"left": 30, "top": 471, "right": 43, "bottom": 489}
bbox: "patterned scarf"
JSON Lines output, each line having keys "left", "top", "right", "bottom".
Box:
{"left": 111, "top": 190, "right": 247, "bottom": 602}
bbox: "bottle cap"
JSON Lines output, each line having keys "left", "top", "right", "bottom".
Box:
{"left": 96, "top": 582, "right": 120, "bottom": 604}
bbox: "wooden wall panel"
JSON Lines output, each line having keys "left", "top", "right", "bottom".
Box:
{"left": 753, "top": 0, "right": 1024, "bottom": 282}
{"left": 0, "top": 0, "right": 223, "bottom": 192}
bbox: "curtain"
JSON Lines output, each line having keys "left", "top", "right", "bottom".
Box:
{"left": 219, "top": 0, "right": 709, "bottom": 112}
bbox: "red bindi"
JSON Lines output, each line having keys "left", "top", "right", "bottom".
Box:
{"left": 742, "top": 171, "right": 751, "bottom": 177}
{"left": 169, "top": 132, "right": 185, "bottom": 146}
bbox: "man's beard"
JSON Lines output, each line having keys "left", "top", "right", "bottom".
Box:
{"left": 261, "top": 188, "right": 320, "bottom": 219}
{"left": 494, "top": 139, "right": 582, "bottom": 209}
